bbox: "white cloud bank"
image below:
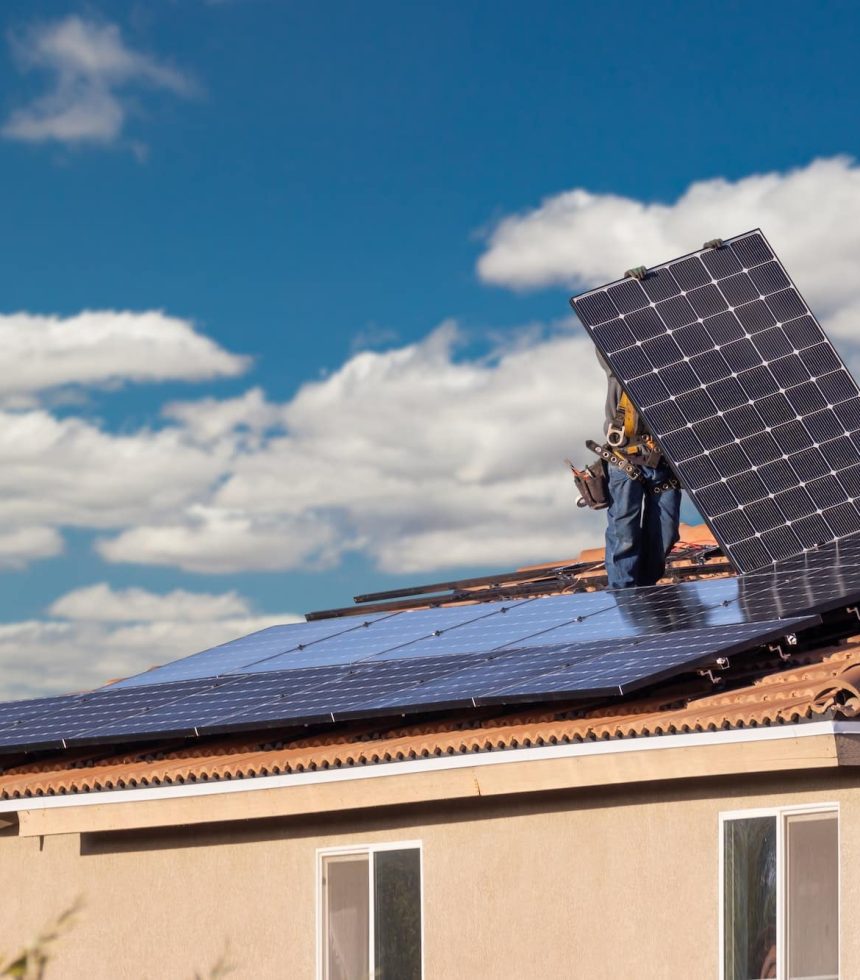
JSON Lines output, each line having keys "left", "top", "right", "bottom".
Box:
{"left": 0, "top": 310, "right": 248, "bottom": 397}
{"left": 0, "top": 583, "right": 302, "bottom": 700}
{"left": 97, "top": 322, "right": 606, "bottom": 574}
{"left": 477, "top": 156, "right": 860, "bottom": 331}
{"left": 3, "top": 16, "right": 195, "bottom": 145}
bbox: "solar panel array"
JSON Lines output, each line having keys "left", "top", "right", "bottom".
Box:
{"left": 0, "top": 615, "right": 815, "bottom": 752}
{"left": 571, "top": 230, "right": 860, "bottom": 573}
{"left": 0, "top": 558, "right": 828, "bottom": 753}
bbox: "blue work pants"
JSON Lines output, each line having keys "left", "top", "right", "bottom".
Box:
{"left": 605, "top": 463, "right": 681, "bottom": 590}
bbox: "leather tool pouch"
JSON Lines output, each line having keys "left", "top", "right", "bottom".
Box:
{"left": 569, "top": 459, "right": 610, "bottom": 510}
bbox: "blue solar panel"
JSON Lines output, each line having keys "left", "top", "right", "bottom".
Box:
{"left": 237, "top": 600, "right": 536, "bottom": 672}
{"left": 69, "top": 654, "right": 489, "bottom": 744}
{"left": 50, "top": 615, "right": 815, "bottom": 746}
{"left": 479, "top": 617, "right": 817, "bottom": 701}
{"left": 110, "top": 616, "right": 396, "bottom": 687}
{"left": 7, "top": 531, "right": 860, "bottom": 754}
{"left": 0, "top": 679, "right": 218, "bottom": 751}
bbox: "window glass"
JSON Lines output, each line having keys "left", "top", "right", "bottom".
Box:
{"left": 374, "top": 848, "right": 422, "bottom": 980}
{"left": 323, "top": 854, "right": 369, "bottom": 980}
{"left": 724, "top": 816, "right": 777, "bottom": 980}
{"left": 787, "top": 813, "right": 838, "bottom": 980}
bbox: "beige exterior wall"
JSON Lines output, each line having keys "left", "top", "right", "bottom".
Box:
{"left": 2, "top": 769, "right": 859, "bottom": 979}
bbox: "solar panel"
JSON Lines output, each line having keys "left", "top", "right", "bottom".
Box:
{"left": 571, "top": 230, "right": 860, "bottom": 572}
{"left": 65, "top": 616, "right": 814, "bottom": 744}
{"left": 0, "top": 679, "right": 218, "bottom": 752}
{"left": 110, "top": 616, "right": 397, "bottom": 688}
{"left": 10, "top": 528, "right": 860, "bottom": 754}
{"left": 479, "top": 618, "right": 816, "bottom": 701}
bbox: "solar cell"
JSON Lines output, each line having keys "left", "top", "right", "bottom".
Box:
{"left": 571, "top": 230, "right": 860, "bottom": 572}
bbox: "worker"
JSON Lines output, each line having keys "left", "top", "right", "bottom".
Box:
{"left": 597, "top": 341, "right": 682, "bottom": 590}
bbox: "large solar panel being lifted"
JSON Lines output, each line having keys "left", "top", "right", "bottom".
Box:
{"left": 571, "top": 230, "right": 860, "bottom": 572}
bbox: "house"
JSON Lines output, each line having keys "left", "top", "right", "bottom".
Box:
{"left": 0, "top": 527, "right": 853, "bottom": 979}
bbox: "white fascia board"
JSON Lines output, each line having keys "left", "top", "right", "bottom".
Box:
{"left": 0, "top": 719, "right": 856, "bottom": 815}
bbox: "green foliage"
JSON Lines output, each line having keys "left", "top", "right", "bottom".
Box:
{"left": 0, "top": 898, "right": 84, "bottom": 980}
{"left": 2, "top": 901, "right": 234, "bottom": 980}
{"left": 193, "top": 943, "right": 236, "bottom": 980}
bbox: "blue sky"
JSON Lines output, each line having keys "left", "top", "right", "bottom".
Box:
{"left": 1, "top": 0, "right": 860, "bottom": 696}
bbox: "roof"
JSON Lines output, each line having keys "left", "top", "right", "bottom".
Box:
{"left": 2, "top": 638, "right": 858, "bottom": 801}
{"left": 3, "top": 523, "right": 856, "bottom": 805}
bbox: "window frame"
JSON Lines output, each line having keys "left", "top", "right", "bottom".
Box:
{"left": 718, "top": 802, "right": 840, "bottom": 980}
{"left": 316, "top": 840, "right": 424, "bottom": 980}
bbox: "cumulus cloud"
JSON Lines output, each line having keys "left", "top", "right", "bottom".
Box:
{"left": 0, "top": 526, "right": 63, "bottom": 569}
{"left": 3, "top": 16, "right": 195, "bottom": 145}
{"left": 0, "top": 583, "right": 302, "bottom": 700}
{"left": 49, "top": 582, "right": 252, "bottom": 622}
{"left": 98, "top": 506, "right": 342, "bottom": 574}
{"left": 0, "top": 409, "right": 232, "bottom": 530}
{"left": 477, "top": 157, "right": 860, "bottom": 331}
{"left": 162, "top": 387, "right": 283, "bottom": 443}
{"left": 0, "top": 310, "right": 248, "bottom": 397}
{"left": 97, "top": 322, "right": 606, "bottom": 574}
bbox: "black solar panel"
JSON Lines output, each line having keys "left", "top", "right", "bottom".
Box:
{"left": 571, "top": 230, "right": 860, "bottom": 572}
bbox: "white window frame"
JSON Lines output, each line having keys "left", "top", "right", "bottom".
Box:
{"left": 718, "top": 802, "right": 840, "bottom": 980}
{"left": 316, "top": 840, "right": 424, "bottom": 980}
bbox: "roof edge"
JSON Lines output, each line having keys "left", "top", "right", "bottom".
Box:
{"left": 6, "top": 719, "right": 859, "bottom": 837}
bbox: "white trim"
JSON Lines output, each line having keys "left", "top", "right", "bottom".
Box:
{"left": 1, "top": 719, "right": 857, "bottom": 816}
{"left": 315, "top": 841, "right": 424, "bottom": 980}
{"left": 718, "top": 803, "right": 840, "bottom": 980}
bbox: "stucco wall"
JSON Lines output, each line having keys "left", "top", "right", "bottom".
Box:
{"left": 1, "top": 769, "right": 858, "bottom": 979}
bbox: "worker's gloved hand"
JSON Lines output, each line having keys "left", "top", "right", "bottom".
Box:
{"left": 703, "top": 238, "right": 724, "bottom": 249}
{"left": 624, "top": 265, "right": 647, "bottom": 281}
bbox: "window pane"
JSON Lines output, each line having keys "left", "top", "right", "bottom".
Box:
{"left": 724, "top": 817, "right": 778, "bottom": 980}
{"left": 788, "top": 813, "right": 839, "bottom": 980}
{"left": 374, "top": 848, "right": 422, "bottom": 980}
{"left": 323, "top": 855, "right": 369, "bottom": 980}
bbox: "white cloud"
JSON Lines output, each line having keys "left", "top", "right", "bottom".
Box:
{"left": 49, "top": 582, "right": 252, "bottom": 622}
{"left": 0, "top": 526, "right": 63, "bottom": 569}
{"left": 0, "top": 583, "right": 302, "bottom": 700}
{"left": 477, "top": 156, "right": 860, "bottom": 330}
{"left": 98, "top": 322, "right": 606, "bottom": 574}
{"left": 98, "top": 506, "right": 342, "bottom": 574}
{"left": 0, "top": 409, "right": 232, "bottom": 530}
{"left": 3, "top": 16, "right": 195, "bottom": 145}
{"left": 0, "top": 310, "right": 248, "bottom": 396}
{"left": 162, "top": 387, "right": 282, "bottom": 443}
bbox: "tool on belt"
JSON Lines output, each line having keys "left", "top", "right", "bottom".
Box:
{"left": 568, "top": 395, "right": 680, "bottom": 509}
{"left": 568, "top": 442, "right": 680, "bottom": 510}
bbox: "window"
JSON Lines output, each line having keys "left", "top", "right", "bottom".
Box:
{"left": 319, "top": 843, "right": 422, "bottom": 980}
{"left": 721, "top": 806, "right": 839, "bottom": 980}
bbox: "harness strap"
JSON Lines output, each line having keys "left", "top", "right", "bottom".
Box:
{"left": 586, "top": 440, "right": 681, "bottom": 495}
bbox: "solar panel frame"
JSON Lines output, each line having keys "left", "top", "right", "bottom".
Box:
{"left": 571, "top": 230, "right": 860, "bottom": 573}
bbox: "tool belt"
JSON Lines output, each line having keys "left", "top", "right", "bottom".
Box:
{"left": 568, "top": 458, "right": 610, "bottom": 510}
{"left": 568, "top": 441, "right": 680, "bottom": 510}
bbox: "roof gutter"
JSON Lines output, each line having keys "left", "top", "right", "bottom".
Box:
{"left": 3, "top": 720, "right": 860, "bottom": 835}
